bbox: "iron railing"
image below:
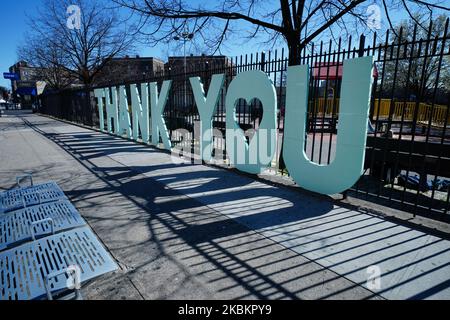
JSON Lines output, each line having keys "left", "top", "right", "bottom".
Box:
{"left": 40, "top": 19, "right": 450, "bottom": 221}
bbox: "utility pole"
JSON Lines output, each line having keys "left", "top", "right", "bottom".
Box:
{"left": 173, "top": 27, "right": 194, "bottom": 109}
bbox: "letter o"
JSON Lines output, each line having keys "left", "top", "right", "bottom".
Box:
{"left": 225, "top": 70, "right": 277, "bottom": 174}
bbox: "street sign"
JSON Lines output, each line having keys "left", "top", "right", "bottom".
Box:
{"left": 3, "top": 73, "right": 20, "bottom": 80}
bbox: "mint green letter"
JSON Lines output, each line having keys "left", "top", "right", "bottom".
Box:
{"left": 105, "top": 87, "right": 119, "bottom": 134}
{"left": 190, "top": 74, "right": 225, "bottom": 162}
{"left": 150, "top": 81, "right": 172, "bottom": 150}
{"left": 283, "top": 56, "right": 374, "bottom": 194}
{"left": 131, "top": 83, "right": 150, "bottom": 143}
{"left": 226, "top": 70, "right": 277, "bottom": 174}
{"left": 94, "top": 88, "right": 105, "bottom": 132}
{"left": 118, "top": 86, "right": 132, "bottom": 138}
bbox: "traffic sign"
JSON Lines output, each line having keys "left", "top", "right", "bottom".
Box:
{"left": 3, "top": 73, "right": 20, "bottom": 80}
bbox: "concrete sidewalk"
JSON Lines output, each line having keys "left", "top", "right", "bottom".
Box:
{"left": 1, "top": 112, "right": 449, "bottom": 300}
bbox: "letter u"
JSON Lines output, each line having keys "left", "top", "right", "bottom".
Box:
{"left": 283, "top": 57, "right": 374, "bottom": 194}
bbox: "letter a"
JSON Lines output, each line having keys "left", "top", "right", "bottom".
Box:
{"left": 118, "top": 85, "right": 132, "bottom": 138}
{"left": 283, "top": 56, "right": 374, "bottom": 194}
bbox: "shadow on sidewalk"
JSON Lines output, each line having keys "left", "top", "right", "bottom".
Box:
{"left": 17, "top": 114, "right": 450, "bottom": 300}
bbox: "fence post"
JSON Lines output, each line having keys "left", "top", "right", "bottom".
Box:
{"left": 261, "top": 51, "right": 266, "bottom": 72}
{"left": 358, "top": 35, "right": 366, "bottom": 57}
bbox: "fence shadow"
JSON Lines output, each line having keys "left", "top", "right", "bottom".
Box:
{"left": 19, "top": 113, "right": 450, "bottom": 300}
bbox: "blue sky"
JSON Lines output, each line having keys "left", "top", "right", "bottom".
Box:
{"left": 0, "top": 0, "right": 444, "bottom": 89}
{"left": 0, "top": 0, "right": 36, "bottom": 88}
{"left": 0, "top": 0, "right": 265, "bottom": 89}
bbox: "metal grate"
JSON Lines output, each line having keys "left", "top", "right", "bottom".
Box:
{"left": 0, "top": 182, "right": 67, "bottom": 214}
{"left": 0, "top": 226, "right": 118, "bottom": 300}
{"left": 0, "top": 200, "right": 86, "bottom": 251}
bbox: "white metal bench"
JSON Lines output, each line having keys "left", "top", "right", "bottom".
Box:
{"left": 0, "top": 174, "right": 66, "bottom": 213}
{"left": 0, "top": 200, "right": 86, "bottom": 251}
{"left": 0, "top": 226, "right": 118, "bottom": 300}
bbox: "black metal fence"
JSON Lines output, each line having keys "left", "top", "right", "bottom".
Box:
{"left": 40, "top": 19, "right": 450, "bottom": 221}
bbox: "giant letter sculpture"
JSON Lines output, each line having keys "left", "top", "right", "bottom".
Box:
{"left": 190, "top": 74, "right": 225, "bottom": 162}
{"left": 94, "top": 88, "right": 105, "bottom": 132}
{"left": 130, "top": 83, "right": 150, "bottom": 143}
{"left": 150, "top": 81, "right": 172, "bottom": 150}
{"left": 226, "top": 70, "right": 277, "bottom": 174}
{"left": 105, "top": 87, "right": 119, "bottom": 134}
{"left": 283, "top": 56, "right": 374, "bottom": 194}
{"left": 118, "top": 86, "right": 132, "bottom": 138}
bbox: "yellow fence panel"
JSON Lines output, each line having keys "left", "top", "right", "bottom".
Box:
{"left": 308, "top": 98, "right": 448, "bottom": 126}
{"left": 364, "top": 99, "right": 448, "bottom": 126}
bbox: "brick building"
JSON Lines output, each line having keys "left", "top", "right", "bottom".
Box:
{"left": 165, "top": 54, "right": 231, "bottom": 75}
{"left": 94, "top": 56, "right": 165, "bottom": 87}
{"left": 8, "top": 61, "right": 45, "bottom": 108}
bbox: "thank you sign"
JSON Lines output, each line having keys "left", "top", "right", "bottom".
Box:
{"left": 94, "top": 56, "right": 374, "bottom": 195}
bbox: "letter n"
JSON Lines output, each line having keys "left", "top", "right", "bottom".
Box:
{"left": 130, "top": 83, "right": 150, "bottom": 143}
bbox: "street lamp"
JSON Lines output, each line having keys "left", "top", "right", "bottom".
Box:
{"left": 173, "top": 31, "right": 194, "bottom": 109}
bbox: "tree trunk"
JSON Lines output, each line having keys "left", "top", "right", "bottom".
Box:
{"left": 288, "top": 40, "right": 302, "bottom": 66}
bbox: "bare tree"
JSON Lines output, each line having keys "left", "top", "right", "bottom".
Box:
{"left": 114, "top": 0, "right": 449, "bottom": 171}
{"left": 23, "top": 0, "right": 136, "bottom": 88}
{"left": 443, "top": 55, "right": 450, "bottom": 90}
{"left": 18, "top": 34, "right": 76, "bottom": 90}
{"left": 384, "top": 14, "right": 450, "bottom": 101}
{"left": 114, "top": 0, "right": 449, "bottom": 66}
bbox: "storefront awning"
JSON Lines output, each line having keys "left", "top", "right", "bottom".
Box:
{"left": 313, "top": 62, "right": 379, "bottom": 80}
{"left": 16, "top": 87, "right": 37, "bottom": 96}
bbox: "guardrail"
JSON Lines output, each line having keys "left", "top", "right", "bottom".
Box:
{"left": 309, "top": 98, "right": 449, "bottom": 127}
